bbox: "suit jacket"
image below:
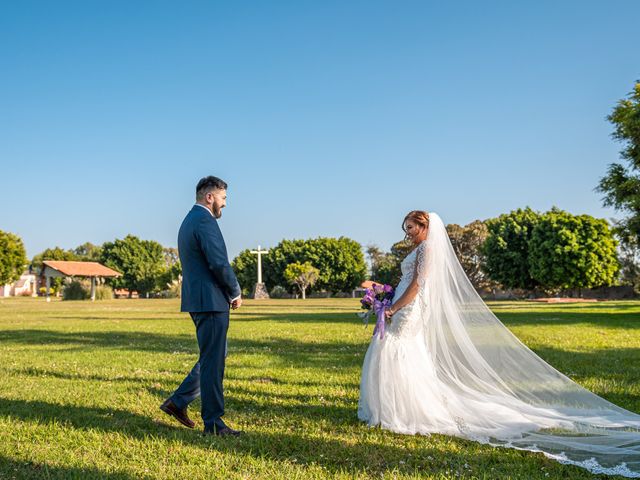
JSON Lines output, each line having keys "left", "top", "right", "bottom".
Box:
{"left": 178, "top": 205, "right": 241, "bottom": 312}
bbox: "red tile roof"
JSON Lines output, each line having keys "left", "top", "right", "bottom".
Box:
{"left": 43, "top": 261, "right": 121, "bottom": 277}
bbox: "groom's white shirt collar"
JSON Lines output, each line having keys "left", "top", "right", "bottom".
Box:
{"left": 194, "top": 203, "right": 214, "bottom": 216}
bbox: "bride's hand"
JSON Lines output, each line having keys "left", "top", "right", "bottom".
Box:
{"left": 384, "top": 307, "right": 395, "bottom": 319}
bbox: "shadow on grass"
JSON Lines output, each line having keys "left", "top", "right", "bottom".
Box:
{"left": 231, "top": 311, "right": 361, "bottom": 324}
{"left": 0, "top": 330, "right": 366, "bottom": 371}
{"left": 3, "top": 325, "right": 639, "bottom": 404}
{"left": 527, "top": 346, "right": 640, "bottom": 413}
{"left": 0, "top": 455, "right": 140, "bottom": 480}
{"left": 48, "top": 315, "right": 181, "bottom": 321}
{"left": 496, "top": 309, "right": 640, "bottom": 329}
{"left": 5, "top": 366, "right": 362, "bottom": 393}
{"left": 4, "top": 366, "right": 161, "bottom": 385}
{"left": 145, "top": 383, "right": 359, "bottom": 426}
{"left": 0, "top": 397, "right": 589, "bottom": 478}
{"left": 0, "top": 329, "right": 195, "bottom": 353}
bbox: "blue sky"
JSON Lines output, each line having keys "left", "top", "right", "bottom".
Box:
{"left": 1, "top": 1, "right": 638, "bottom": 260}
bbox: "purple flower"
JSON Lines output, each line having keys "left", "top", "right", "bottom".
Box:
{"left": 360, "top": 284, "right": 394, "bottom": 316}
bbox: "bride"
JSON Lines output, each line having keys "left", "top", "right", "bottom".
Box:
{"left": 358, "top": 211, "right": 640, "bottom": 477}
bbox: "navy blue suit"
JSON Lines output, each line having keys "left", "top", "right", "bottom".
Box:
{"left": 170, "top": 205, "right": 241, "bottom": 431}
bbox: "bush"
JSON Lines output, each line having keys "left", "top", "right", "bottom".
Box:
{"left": 269, "top": 285, "right": 288, "bottom": 298}
{"left": 158, "top": 279, "right": 181, "bottom": 298}
{"left": 168, "top": 279, "right": 181, "bottom": 298}
{"left": 63, "top": 280, "right": 90, "bottom": 300}
{"left": 158, "top": 289, "right": 177, "bottom": 299}
{"left": 95, "top": 285, "right": 113, "bottom": 300}
{"left": 308, "top": 290, "right": 331, "bottom": 298}
{"left": 333, "top": 292, "right": 352, "bottom": 298}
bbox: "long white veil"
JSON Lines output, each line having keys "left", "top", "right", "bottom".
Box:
{"left": 420, "top": 212, "right": 640, "bottom": 477}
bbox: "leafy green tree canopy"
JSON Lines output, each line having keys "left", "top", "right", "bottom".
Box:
{"left": 100, "top": 235, "right": 165, "bottom": 297}
{"left": 0, "top": 230, "right": 27, "bottom": 285}
{"left": 367, "top": 240, "right": 411, "bottom": 287}
{"left": 284, "top": 261, "right": 319, "bottom": 299}
{"left": 598, "top": 81, "right": 640, "bottom": 244}
{"left": 481, "top": 207, "right": 542, "bottom": 290}
{"left": 266, "top": 237, "right": 366, "bottom": 293}
{"left": 31, "top": 247, "right": 79, "bottom": 272}
{"left": 73, "top": 242, "right": 103, "bottom": 262}
{"left": 233, "top": 237, "right": 367, "bottom": 294}
{"left": 447, "top": 220, "right": 496, "bottom": 290}
{"left": 231, "top": 249, "right": 258, "bottom": 296}
{"left": 528, "top": 208, "right": 619, "bottom": 291}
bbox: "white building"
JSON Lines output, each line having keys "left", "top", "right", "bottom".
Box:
{"left": 0, "top": 273, "right": 38, "bottom": 297}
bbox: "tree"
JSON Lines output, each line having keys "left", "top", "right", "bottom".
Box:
{"left": 284, "top": 262, "right": 319, "bottom": 299}
{"left": 447, "top": 220, "right": 496, "bottom": 290}
{"left": 369, "top": 223, "right": 497, "bottom": 291}
{"left": 31, "top": 246, "right": 78, "bottom": 294}
{"left": 390, "top": 240, "right": 413, "bottom": 260}
{"left": 597, "top": 81, "right": 640, "bottom": 245}
{"left": 366, "top": 240, "right": 411, "bottom": 286}
{"left": 365, "top": 245, "right": 384, "bottom": 277}
{"left": 528, "top": 209, "right": 620, "bottom": 292}
{"left": 618, "top": 237, "right": 640, "bottom": 292}
{"left": 0, "top": 231, "right": 27, "bottom": 286}
{"left": 231, "top": 249, "right": 258, "bottom": 296}
{"left": 163, "top": 247, "right": 180, "bottom": 266}
{"left": 73, "top": 242, "right": 102, "bottom": 262}
{"left": 31, "top": 246, "right": 78, "bottom": 272}
{"left": 157, "top": 247, "right": 182, "bottom": 291}
{"left": 481, "top": 208, "right": 542, "bottom": 289}
{"left": 264, "top": 237, "right": 367, "bottom": 294}
{"left": 100, "top": 235, "right": 166, "bottom": 297}
{"left": 369, "top": 249, "right": 401, "bottom": 286}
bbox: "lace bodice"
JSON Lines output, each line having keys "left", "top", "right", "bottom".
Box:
{"left": 395, "top": 240, "right": 427, "bottom": 299}
{"left": 386, "top": 241, "right": 427, "bottom": 339}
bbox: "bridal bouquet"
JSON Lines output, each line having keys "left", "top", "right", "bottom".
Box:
{"left": 358, "top": 283, "right": 394, "bottom": 340}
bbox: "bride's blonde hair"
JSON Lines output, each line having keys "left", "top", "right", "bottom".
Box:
{"left": 402, "top": 211, "right": 430, "bottom": 238}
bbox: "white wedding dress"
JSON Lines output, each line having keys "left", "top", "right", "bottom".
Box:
{"left": 358, "top": 212, "right": 640, "bottom": 477}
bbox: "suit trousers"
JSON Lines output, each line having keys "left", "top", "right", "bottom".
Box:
{"left": 170, "top": 311, "right": 229, "bottom": 430}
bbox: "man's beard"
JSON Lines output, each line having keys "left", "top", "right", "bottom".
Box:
{"left": 213, "top": 207, "right": 222, "bottom": 218}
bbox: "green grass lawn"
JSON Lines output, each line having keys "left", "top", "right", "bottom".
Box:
{"left": 0, "top": 297, "right": 639, "bottom": 479}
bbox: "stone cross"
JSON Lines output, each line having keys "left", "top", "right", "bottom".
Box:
{"left": 250, "top": 245, "right": 269, "bottom": 284}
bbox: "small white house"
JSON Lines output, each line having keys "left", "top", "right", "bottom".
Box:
{"left": 0, "top": 273, "right": 38, "bottom": 297}
{"left": 14, "top": 274, "right": 37, "bottom": 296}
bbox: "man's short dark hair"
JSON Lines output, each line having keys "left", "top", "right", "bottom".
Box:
{"left": 196, "top": 176, "right": 227, "bottom": 199}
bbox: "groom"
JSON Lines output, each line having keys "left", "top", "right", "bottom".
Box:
{"left": 160, "top": 175, "right": 243, "bottom": 436}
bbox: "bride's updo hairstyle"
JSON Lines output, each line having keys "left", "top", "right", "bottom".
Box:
{"left": 402, "top": 210, "right": 430, "bottom": 236}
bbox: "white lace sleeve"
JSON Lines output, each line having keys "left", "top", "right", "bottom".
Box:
{"left": 414, "top": 240, "right": 428, "bottom": 287}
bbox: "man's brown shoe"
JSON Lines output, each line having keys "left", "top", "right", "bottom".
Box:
{"left": 160, "top": 398, "right": 195, "bottom": 429}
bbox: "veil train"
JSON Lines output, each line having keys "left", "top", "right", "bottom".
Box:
{"left": 417, "top": 212, "right": 640, "bottom": 477}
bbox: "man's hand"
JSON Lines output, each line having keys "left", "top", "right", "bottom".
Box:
{"left": 231, "top": 296, "right": 242, "bottom": 310}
